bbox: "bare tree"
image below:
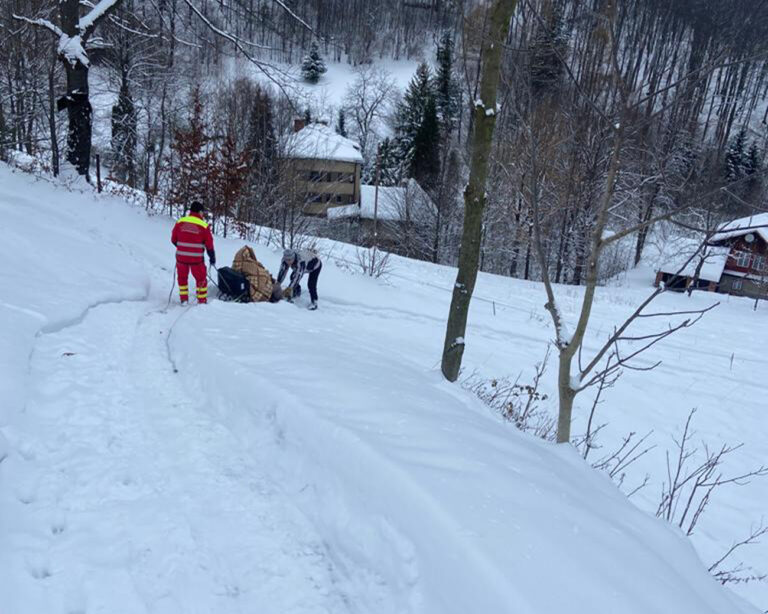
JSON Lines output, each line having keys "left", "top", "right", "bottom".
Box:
{"left": 342, "top": 66, "right": 397, "bottom": 165}
{"left": 657, "top": 409, "right": 768, "bottom": 586}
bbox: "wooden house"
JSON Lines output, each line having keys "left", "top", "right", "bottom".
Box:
{"left": 654, "top": 213, "right": 768, "bottom": 298}
{"left": 707, "top": 213, "right": 768, "bottom": 297}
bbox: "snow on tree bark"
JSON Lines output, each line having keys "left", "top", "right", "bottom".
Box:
{"left": 14, "top": 0, "right": 123, "bottom": 177}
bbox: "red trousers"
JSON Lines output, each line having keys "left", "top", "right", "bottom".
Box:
{"left": 177, "top": 261, "right": 208, "bottom": 303}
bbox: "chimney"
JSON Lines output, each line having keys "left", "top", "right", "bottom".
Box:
{"left": 293, "top": 117, "right": 306, "bottom": 133}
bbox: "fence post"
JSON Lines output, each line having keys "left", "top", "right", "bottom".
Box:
{"left": 95, "top": 154, "right": 102, "bottom": 193}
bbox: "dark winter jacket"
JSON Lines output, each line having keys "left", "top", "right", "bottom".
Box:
{"left": 277, "top": 249, "right": 321, "bottom": 293}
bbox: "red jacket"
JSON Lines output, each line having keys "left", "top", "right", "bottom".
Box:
{"left": 171, "top": 213, "right": 215, "bottom": 264}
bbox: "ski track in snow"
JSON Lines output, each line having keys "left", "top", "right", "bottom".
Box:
{"left": 1, "top": 166, "right": 764, "bottom": 613}
{"left": 2, "top": 293, "right": 368, "bottom": 614}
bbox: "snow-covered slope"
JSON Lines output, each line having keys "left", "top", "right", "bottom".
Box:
{"left": 0, "top": 164, "right": 763, "bottom": 613}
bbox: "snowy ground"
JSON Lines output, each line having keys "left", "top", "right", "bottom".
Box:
{"left": 1, "top": 164, "right": 765, "bottom": 613}
{"left": 219, "top": 56, "right": 421, "bottom": 116}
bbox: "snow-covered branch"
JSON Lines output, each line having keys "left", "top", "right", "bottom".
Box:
{"left": 11, "top": 15, "right": 63, "bottom": 38}
{"left": 78, "top": 0, "right": 122, "bottom": 37}
{"left": 270, "top": 0, "right": 314, "bottom": 34}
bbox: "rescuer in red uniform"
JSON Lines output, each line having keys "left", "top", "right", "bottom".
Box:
{"left": 171, "top": 201, "right": 216, "bottom": 304}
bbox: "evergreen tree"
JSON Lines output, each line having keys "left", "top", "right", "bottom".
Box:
{"left": 410, "top": 96, "right": 441, "bottom": 191}
{"left": 301, "top": 41, "right": 328, "bottom": 83}
{"left": 111, "top": 81, "right": 138, "bottom": 186}
{"left": 394, "top": 63, "right": 436, "bottom": 176}
{"left": 246, "top": 87, "right": 277, "bottom": 177}
{"left": 725, "top": 127, "right": 748, "bottom": 181}
{"left": 746, "top": 141, "right": 761, "bottom": 176}
{"left": 244, "top": 87, "right": 278, "bottom": 224}
{"left": 433, "top": 32, "right": 460, "bottom": 135}
{"left": 529, "top": 3, "right": 569, "bottom": 93}
{"left": 375, "top": 137, "right": 401, "bottom": 186}
{"left": 303, "top": 107, "right": 312, "bottom": 124}
{"left": 336, "top": 108, "right": 347, "bottom": 137}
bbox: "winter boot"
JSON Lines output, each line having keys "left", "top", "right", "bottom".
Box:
{"left": 308, "top": 300, "right": 318, "bottom": 311}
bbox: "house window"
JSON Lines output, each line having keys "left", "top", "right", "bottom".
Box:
{"left": 753, "top": 255, "right": 766, "bottom": 272}
{"left": 733, "top": 279, "right": 743, "bottom": 290}
{"left": 734, "top": 251, "right": 751, "bottom": 268}
{"left": 308, "top": 170, "right": 328, "bottom": 182}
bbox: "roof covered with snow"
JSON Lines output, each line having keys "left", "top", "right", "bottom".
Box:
{"left": 328, "top": 179, "right": 435, "bottom": 222}
{"left": 659, "top": 246, "right": 731, "bottom": 282}
{"left": 710, "top": 213, "right": 768, "bottom": 245}
{"left": 282, "top": 123, "right": 364, "bottom": 164}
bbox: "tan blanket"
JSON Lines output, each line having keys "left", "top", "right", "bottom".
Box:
{"left": 232, "top": 246, "right": 278, "bottom": 302}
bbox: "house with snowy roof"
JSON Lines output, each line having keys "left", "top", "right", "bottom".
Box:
{"left": 654, "top": 213, "right": 768, "bottom": 297}
{"left": 282, "top": 119, "right": 363, "bottom": 216}
{"left": 327, "top": 178, "right": 437, "bottom": 256}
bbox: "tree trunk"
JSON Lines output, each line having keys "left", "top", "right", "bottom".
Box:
{"left": 556, "top": 357, "right": 576, "bottom": 442}
{"left": 63, "top": 61, "right": 92, "bottom": 177}
{"left": 54, "top": 0, "right": 122, "bottom": 177}
{"left": 48, "top": 53, "right": 60, "bottom": 176}
{"left": 441, "top": 0, "right": 516, "bottom": 382}
{"left": 59, "top": 0, "right": 91, "bottom": 177}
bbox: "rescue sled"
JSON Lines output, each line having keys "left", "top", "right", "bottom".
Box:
{"left": 216, "top": 266, "right": 250, "bottom": 303}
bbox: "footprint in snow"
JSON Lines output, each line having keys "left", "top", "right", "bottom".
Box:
{"left": 26, "top": 558, "right": 52, "bottom": 580}
{"left": 51, "top": 520, "right": 67, "bottom": 535}
{"left": 16, "top": 489, "right": 37, "bottom": 505}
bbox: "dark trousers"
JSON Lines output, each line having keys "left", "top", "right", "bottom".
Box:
{"left": 307, "top": 262, "right": 322, "bottom": 302}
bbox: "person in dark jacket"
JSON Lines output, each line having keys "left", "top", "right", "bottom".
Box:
{"left": 277, "top": 248, "right": 322, "bottom": 310}
{"left": 171, "top": 201, "right": 215, "bottom": 304}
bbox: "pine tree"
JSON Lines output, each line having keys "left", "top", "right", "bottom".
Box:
{"left": 433, "top": 32, "right": 460, "bottom": 135}
{"left": 336, "top": 108, "right": 347, "bottom": 137}
{"left": 246, "top": 87, "right": 277, "bottom": 178}
{"left": 410, "top": 96, "right": 441, "bottom": 191}
{"left": 111, "top": 81, "right": 137, "bottom": 186}
{"left": 529, "top": 3, "right": 568, "bottom": 93}
{"left": 746, "top": 141, "right": 761, "bottom": 176}
{"left": 376, "top": 137, "right": 401, "bottom": 186}
{"left": 301, "top": 41, "right": 328, "bottom": 84}
{"left": 244, "top": 87, "right": 278, "bottom": 226}
{"left": 394, "top": 63, "right": 436, "bottom": 176}
{"left": 725, "top": 127, "right": 747, "bottom": 181}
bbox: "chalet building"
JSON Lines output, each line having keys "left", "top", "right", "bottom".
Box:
{"left": 282, "top": 119, "right": 363, "bottom": 216}
{"left": 655, "top": 213, "right": 768, "bottom": 298}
